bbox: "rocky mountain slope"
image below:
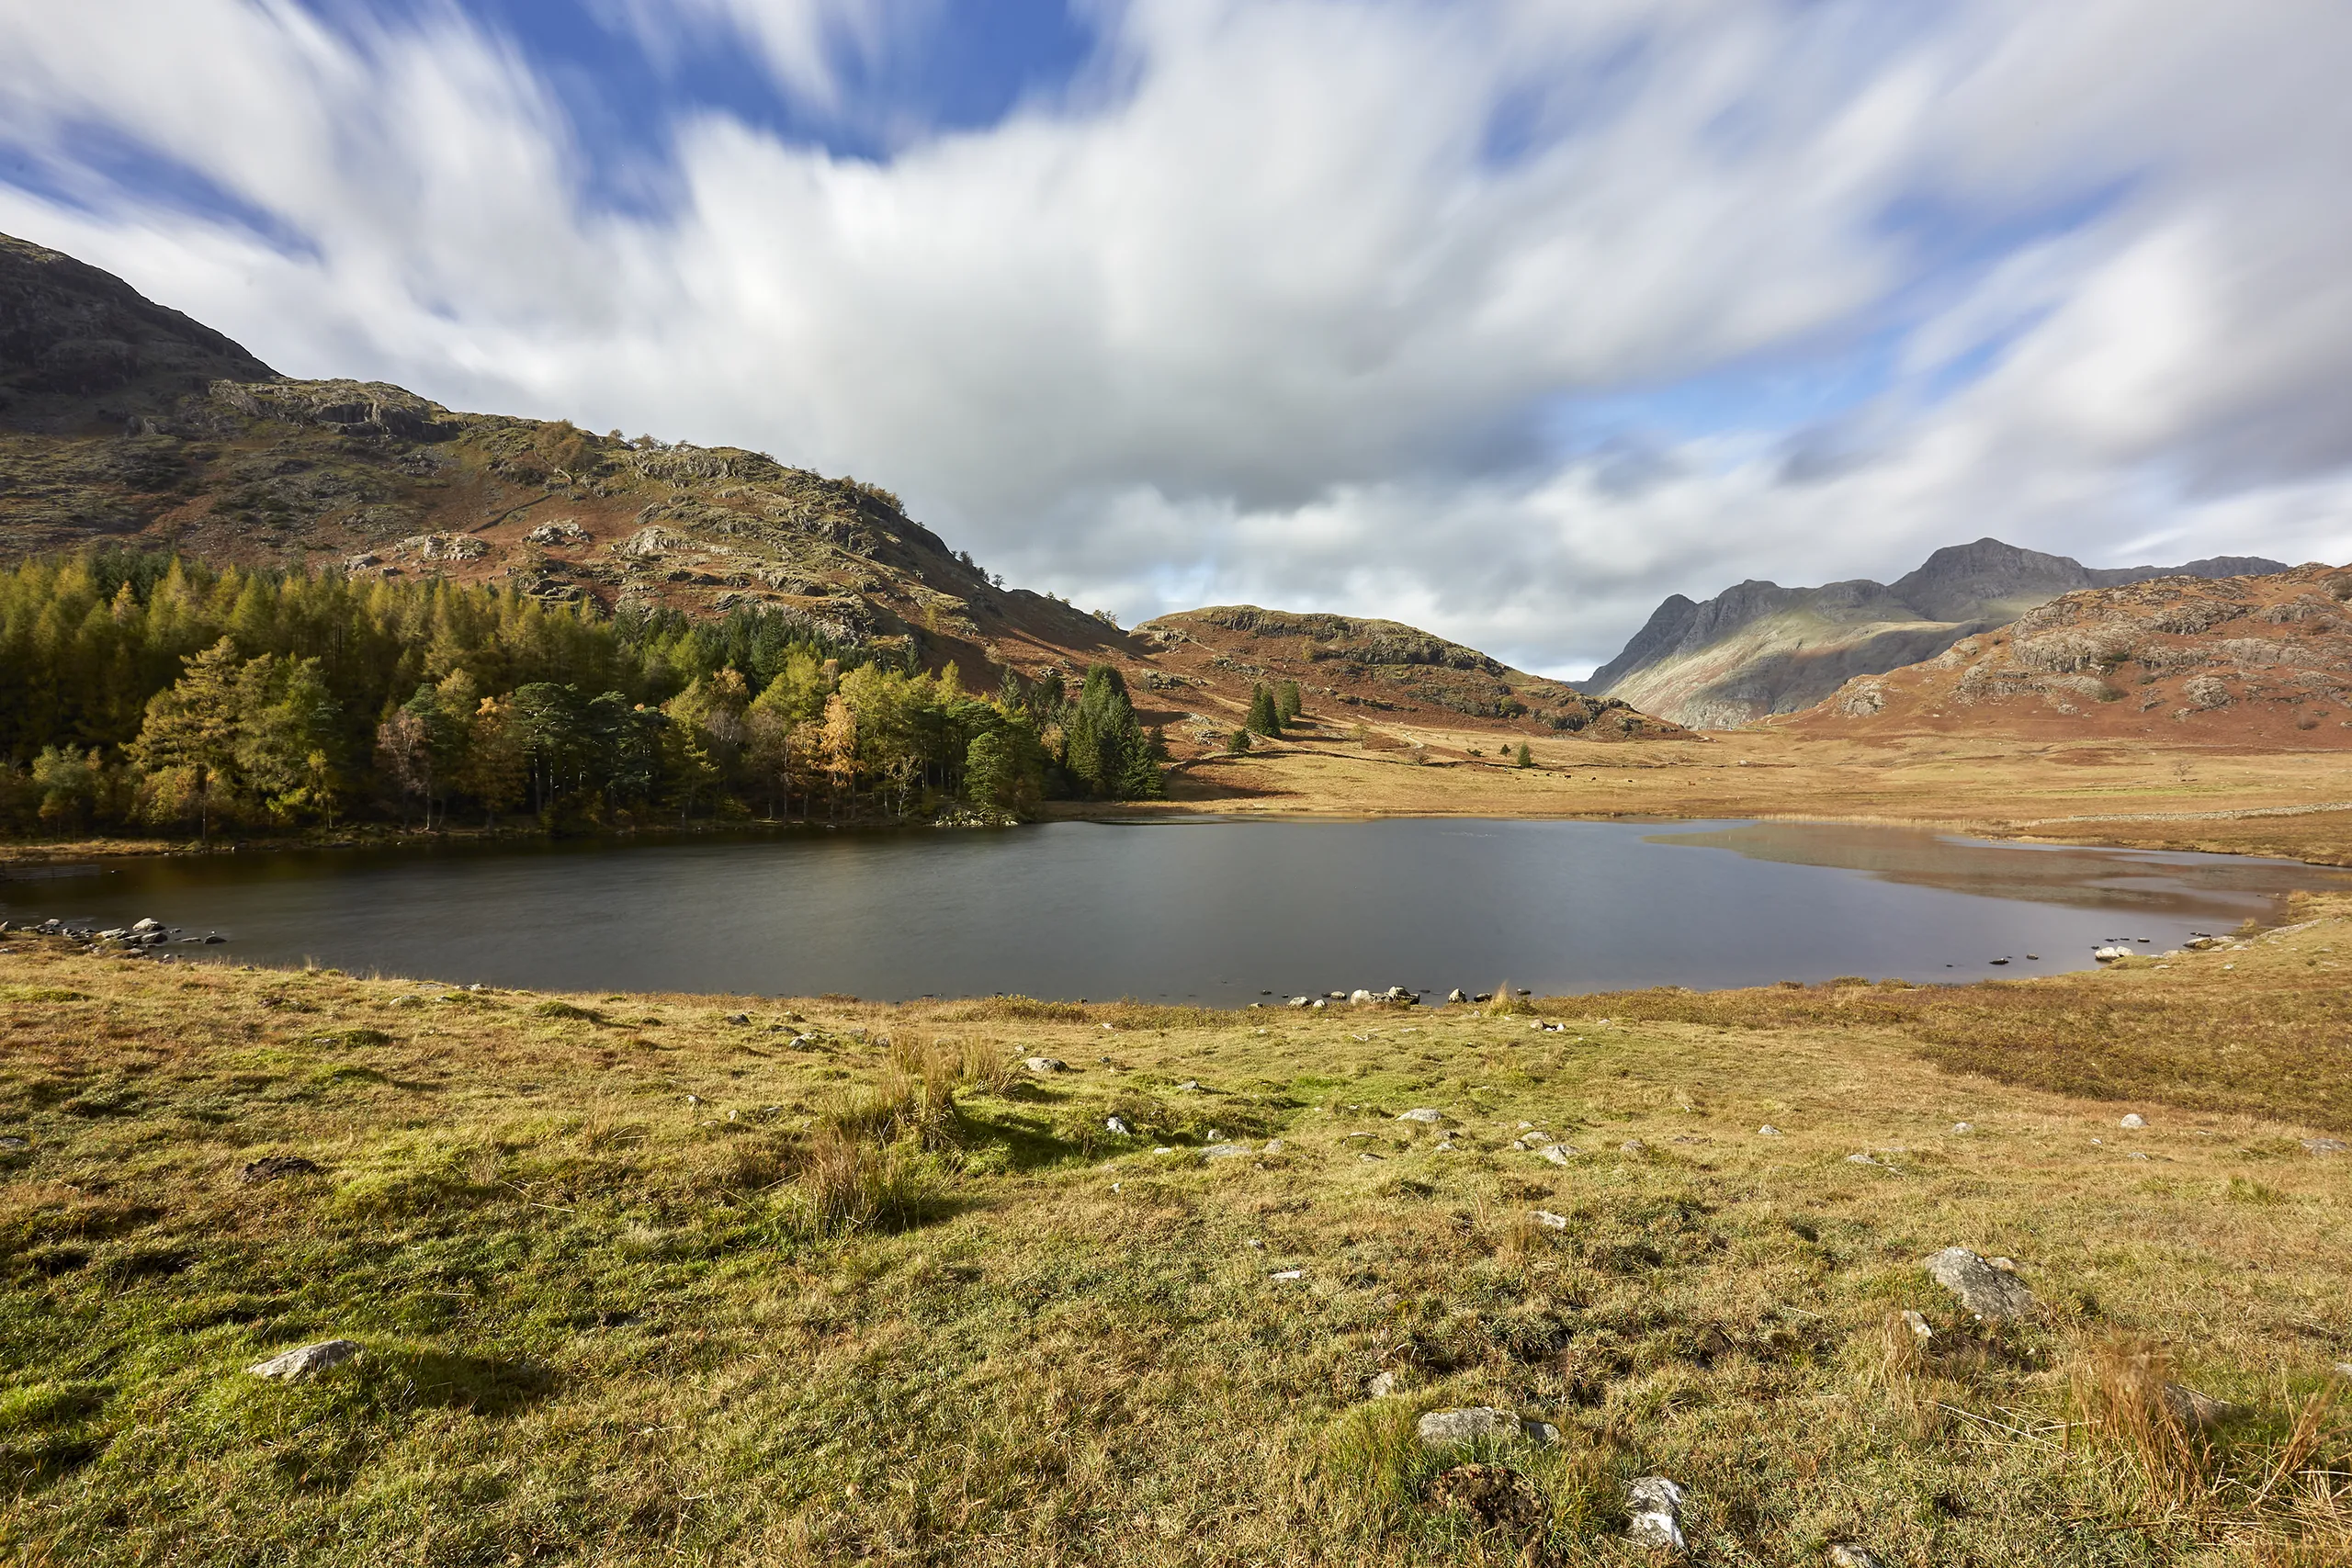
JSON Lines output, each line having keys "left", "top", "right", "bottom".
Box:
{"left": 1135, "top": 605, "right": 1684, "bottom": 739}
{"left": 0, "top": 230, "right": 1681, "bottom": 752}
{"left": 1780, "top": 562, "right": 2352, "bottom": 745}
{"left": 1588, "top": 537, "right": 2289, "bottom": 728}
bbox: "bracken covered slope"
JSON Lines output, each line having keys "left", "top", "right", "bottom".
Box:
{"left": 1588, "top": 537, "right": 2289, "bottom": 729}
{"left": 1780, "top": 562, "right": 2352, "bottom": 746}
{"left": 1135, "top": 605, "right": 1686, "bottom": 739}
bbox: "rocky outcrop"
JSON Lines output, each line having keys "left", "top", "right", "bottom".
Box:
{"left": 1588, "top": 538, "right": 2290, "bottom": 728}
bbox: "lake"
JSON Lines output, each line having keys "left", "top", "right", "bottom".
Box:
{"left": 3, "top": 818, "right": 2342, "bottom": 1002}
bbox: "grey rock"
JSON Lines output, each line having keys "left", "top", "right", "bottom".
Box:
{"left": 1532, "top": 1210, "right": 1569, "bottom": 1230}
{"left": 2302, "top": 1137, "right": 2346, "bottom": 1155}
{"left": 1447, "top": 988, "right": 1467, "bottom": 1003}
{"left": 1396, "top": 1108, "right": 1446, "bottom": 1124}
{"left": 723, "top": 1011, "right": 751, "bottom": 1025}
{"left": 1538, "top": 1145, "right": 1574, "bottom": 1166}
{"left": 1262, "top": 1138, "right": 1283, "bottom": 1154}
{"left": 247, "top": 1339, "right": 362, "bottom": 1381}
{"left": 1288, "top": 996, "right": 1310, "bottom": 1008}
{"left": 1758, "top": 1124, "right": 1783, "bottom": 1136}
{"left": 1619, "top": 1138, "right": 1647, "bottom": 1156}
{"left": 1201, "top": 1143, "right": 1248, "bottom": 1159}
{"left": 1951, "top": 1122, "right": 1974, "bottom": 1134}
{"left": 0, "top": 1135, "right": 27, "bottom": 1150}
{"left": 1626, "top": 1475, "right": 1688, "bottom": 1553}
{"left": 1924, "top": 1246, "right": 2034, "bottom": 1320}
{"left": 1104, "top": 1115, "right": 1132, "bottom": 1136}
{"left": 1174, "top": 1078, "right": 1203, "bottom": 1091}
{"left": 1366, "top": 1370, "right": 1397, "bottom": 1398}
{"left": 130, "top": 917, "right": 163, "bottom": 933}
{"left": 1349, "top": 988, "right": 1374, "bottom": 1004}
{"left": 1416, "top": 1407, "right": 1558, "bottom": 1450}
{"left": 1901, "top": 1308, "right": 1934, "bottom": 1342}
{"left": 1826, "top": 1546, "right": 1885, "bottom": 1568}
{"left": 2120, "top": 1112, "right": 2147, "bottom": 1129}
{"left": 1023, "top": 1056, "right": 1069, "bottom": 1074}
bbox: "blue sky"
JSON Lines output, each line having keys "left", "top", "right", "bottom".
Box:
{"left": 4, "top": 1, "right": 2349, "bottom": 675}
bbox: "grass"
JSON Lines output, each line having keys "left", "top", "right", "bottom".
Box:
{"left": 5, "top": 904, "right": 2352, "bottom": 1563}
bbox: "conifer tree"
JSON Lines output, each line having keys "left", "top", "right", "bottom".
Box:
{"left": 1275, "top": 681, "right": 1302, "bottom": 723}
{"left": 1247, "top": 682, "right": 1282, "bottom": 737}
{"left": 128, "top": 637, "right": 246, "bottom": 841}
{"left": 1515, "top": 740, "right": 1533, "bottom": 768}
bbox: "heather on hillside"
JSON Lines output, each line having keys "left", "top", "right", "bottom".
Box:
{"left": 0, "top": 552, "right": 1162, "bottom": 837}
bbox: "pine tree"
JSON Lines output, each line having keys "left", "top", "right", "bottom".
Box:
{"left": 128, "top": 637, "right": 246, "bottom": 841}
{"left": 1247, "top": 682, "right": 1282, "bottom": 737}
{"left": 1515, "top": 740, "right": 1533, "bottom": 768}
{"left": 1275, "top": 681, "right": 1302, "bottom": 723}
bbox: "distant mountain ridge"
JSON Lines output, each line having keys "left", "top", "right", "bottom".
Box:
{"left": 1586, "top": 538, "right": 2290, "bottom": 728}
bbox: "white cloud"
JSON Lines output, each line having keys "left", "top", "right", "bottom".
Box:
{"left": 2, "top": 0, "right": 2349, "bottom": 677}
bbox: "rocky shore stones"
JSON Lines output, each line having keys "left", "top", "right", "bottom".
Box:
{"left": 1416, "top": 1407, "right": 1559, "bottom": 1450}
{"left": 1626, "top": 1475, "right": 1688, "bottom": 1552}
{"left": 247, "top": 1339, "right": 362, "bottom": 1381}
{"left": 1924, "top": 1247, "right": 2034, "bottom": 1320}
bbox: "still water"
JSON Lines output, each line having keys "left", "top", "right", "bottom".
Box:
{"left": 3, "top": 819, "right": 2342, "bottom": 1002}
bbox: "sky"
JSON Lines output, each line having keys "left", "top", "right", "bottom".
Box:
{"left": 5, "top": 0, "right": 2351, "bottom": 678}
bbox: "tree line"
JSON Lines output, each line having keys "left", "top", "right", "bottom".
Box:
{"left": 0, "top": 552, "right": 1163, "bottom": 839}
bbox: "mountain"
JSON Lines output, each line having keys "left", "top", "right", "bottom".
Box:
{"left": 1134, "top": 606, "right": 1684, "bottom": 739}
{"left": 0, "top": 230, "right": 1679, "bottom": 753}
{"left": 1781, "top": 560, "right": 2352, "bottom": 745}
{"left": 1586, "top": 538, "right": 2291, "bottom": 728}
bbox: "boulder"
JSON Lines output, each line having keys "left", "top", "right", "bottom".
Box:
{"left": 1104, "top": 1115, "right": 1132, "bottom": 1136}
{"left": 1758, "top": 1124, "right": 1783, "bottom": 1136}
{"left": 1416, "top": 1407, "right": 1559, "bottom": 1450}
{"left": 1349, "top": 988, "right": 1374, "bottom": 1004}
{"left": 1396, "top": 1108, "right": 1446, "bottom": 1124}
{"left": 1023, "top": 1057, "right": 1069, "bottom": 1074}
{"left": 526, "top": 519, "right": 591, "bottom": 546}
{"left": 130, "top": 917, "right": 163, "bottom": 933}
{"left": 1923, "top": 1247, "right": 2034, "bottom": 1320}
{"left": 1538, "top": 1145, "right": 1573, "bottom": 1166}
{"left": 2119, "top": 1112, "right": 2146, "bottom": 1129}
{"left": 724, "top": 1011, "right": 751, "bottom": 1025}
{"left": 1626, "top": 1476, "right": 1688, "bottom": 1553}
{"left": 1447, "top": 988, "right": 1467, "bottom": 1003}
{"left": 1288, "top": 996, "right": 1310, "bottom": 1008}
{"left": 247, "top": 1339, "right": 362, "bottom": 1381}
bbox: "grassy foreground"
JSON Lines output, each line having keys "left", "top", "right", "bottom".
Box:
{"left": 4, "top": 905, "right": 2352, "bottom": 1564}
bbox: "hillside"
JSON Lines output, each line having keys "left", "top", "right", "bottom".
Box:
{"left": 0, "top": 231, "right": 1676, "bottom": 763}
{"left": 1588, "top": 537, "right": 2289, "bottom": 728}
{"left": 1780, "top": 561, "right": 2352, "bottom": 744}
{"left": 1136, "top": 605, "right": 1684, "bottom": 741}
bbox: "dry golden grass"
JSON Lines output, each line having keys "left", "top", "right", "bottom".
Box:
{"left": 1118, "top": 718, "right": 2352, "bottom": 866}
{"left": 4, "top": 907, "right": 2352, "bottom": 1563}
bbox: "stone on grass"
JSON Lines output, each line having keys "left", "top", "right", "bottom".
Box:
{"left": 1104, "top": 1116, "right": 1132, "bottom": 1136}
{"left": 1202, "top": 1143, "right": 1248, "bottom": 1159}
{"left": 1900, "top": 1309, "right": 1934, "bottom": 1342}
{"left": 1847, "top": 1152, "right": 1892, "bottom": 1169}
{"left": 1396, "top": 1108, "right": 1446, "bottom": 1124}
{"left": 2120, "top": 1112, "right": 2146, "bottom": 1129}
{"left": 1619, "top": 1139, "right": 1647, "bottom": 1156}
{"left": 1175, "top": 1079, "right": 1203, "bottom": 1091}
{"left": 1532, "top": 1210, "right": 1569, "bottom": 1230}
{"left": 1350, "top": 989, "right": 1374, "bottom": 1004}
{"left": 248, "top": 1339, "right": 362, "bottom": 1381}
{"left": 2301, "top": 1137, "right": 2346, "bottom": 1155}
{"left": 1826, "top": 1546, "right": 1885, "bottom": 1568}
{"left": 1951, "top": 1122, "right": 1974, "bottom": 1134}
{"left": 1023, "top": 1057, "right": 1069, "bottom": 1074}
{"left": 1758, "top": 1124, "right": 1782, "bottom": 1136}
{"left": 1417, "top": 1407, "right": 1559, "bottom": 1450}
{"left": 1924, "top": 1247, "right": 2034, "bottom": 1320}
{"left": 1626, "top": 1475, "right": 1687, "bottom": 1553}
{"left": 1538, "top": 1145, "right": 1573, "bottom": 1166}
{"left": 1263, "top": 1139, "right": 1283, "bottom": 1155}
{"left": 1268, "top": 1268, "right": 1305, "bottom": 1281}
{"left": 2165, "top": 1382, "right": 2245, "bottom": 1428}
{"left": 1447, "top": 988, "right": 1467, "bottom": 1003}
{"left": 1367, "top": 1370, "right": 1397, "bottom": 1398}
